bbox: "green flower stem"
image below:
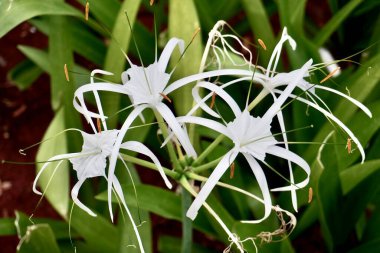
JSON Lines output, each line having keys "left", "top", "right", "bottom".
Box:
{"left": 192, "top": 156, "right": 223, "bottom": 173}
{"left": 247, "top": 89, "right": 269, "bottom": 112}
{"left": 192, "top": 134, "right": 225, "bottom": 167}
{"left": 153, "top": 109, "right": 182, "bottom": 171}
{"left": 120, "top": 153, "right": 179, "bottom": 179}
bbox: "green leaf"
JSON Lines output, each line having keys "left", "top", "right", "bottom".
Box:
{"left": 69, "top": 205, "right": 120, "bottom": 252}
{"left": 0, "top": 0, "right": 81, "bottom": 38}
{"left": 17, "top": 224, "right": 61, "bottom": 253}
{"left": 36, "top": 108, "right": 69, "bottom": 217}
{"left": 0, "top": 218, "right": 16, "bottom": 236}
{"left": 169, "top": 0, "right": 203, "bottom": 116}
{"left": 181, "top": 188, "right": 193, "bottom": 253}
{"left": 7, "top": 59, "right": 43, "bottom": 90}
{"left": 348, "top": 239, "right": 380, "bottom": 253}
{"left": 18, "top": 46, "right": 50, "bottom": 72}
{"left": 314, "top": 0, "right": 363, "bottom": 47}
{"left": 340, "top": 159, "right": 380, "bottom": 194}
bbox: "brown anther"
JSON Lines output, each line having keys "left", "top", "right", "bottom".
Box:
{"left": 258, "top": 39, "right": 267, "bottom": 50}
{"left": 346, "top": 138, "right": 352, "bottom": 154}
{"left": 150, "top": 0, "right": 154, "bottom": 6}
{"left": 308, "top": 187, "right": 313, "bottom": 203}
{"left": 210, "top": 92, "right": 216, "bottom": 109}
{"left": 160, "top": 93, "right": 172, "bottom": 103}
{"left": 85, "top": 2, "right": 90, "bottom": 21}
{"left": 320, "top": 67, "right": 341, "bottom": 83}
{"left": 230, "top": 162, "right": 235, "bottom": 179}
{"left": 97, "top": 118, "right": 102, "bottom": 133}
{"left": 64, "top": 64, "right": 69, "bottom": 81}
{"left": 191, "top": 27, "right": 201, "bottom": 43}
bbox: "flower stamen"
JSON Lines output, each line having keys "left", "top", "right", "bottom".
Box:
{"left": 85, "top": 1, "right": 89, "bottom": 21}
{"left": 308, "top": 187, "right": 313, "bottom": 203}
{"left": 346, "top": 138, "right": 352, "bottom": 154}
{"left": 97, "top": 118, "right": 102, "bottom": 133}
{"left": 210, "top": 92, "right": 216, "bottom": 109}
{"left": 258, "top": 39, "right": 267, "bottom": 50}
{"left": 230, "top": 162, "right": 235, "bottom": 179}
{"left": 159, "top": 93, "right": 172, "bottom": 103}
{"left": 64, "top": 64, "right": 69, "bottom": 82}
{"left": 320, "top": 67, "right": 341, "bottom": 83}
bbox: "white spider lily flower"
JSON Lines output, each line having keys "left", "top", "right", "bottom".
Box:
{"left": 179, "top": 60, "right": 312, "bottom": 222}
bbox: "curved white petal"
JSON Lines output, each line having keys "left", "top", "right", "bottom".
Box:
{"left": 156, "top": 103, "right": 197, "bottom": 158}
{"left": 164, "top": 69, "right": 266, "bottom": 95}
{"left": 242, "top": 154, "right": 272, "bottom": 223}
{"left": 314, "top": 85, "right": 372, "bottom": 118}
{"left": 33, "top": 153, "right": 81, "bottom": 195}
{"left": 187, "top": 77, "right": 253, "bottom": 117}
{"left": 71, "top": 178, "right": 97, "bottom": 217}
{"left": 274, "top": 90, "right": 366, "bottom": 163}
{"left": 111, "top": 176, "right": 145, "bottom": 253}
{"left": 262, "top": 59, "right": 313, "bottom": 123}
{"left": 267, "top": 146, "right": 310, "bottom": 192}
{"left": 120, "top": 141, "right": 172, "bottom": 189}
{"left": 107, "top": 105, "right": 148, "bottom": 222}
{"left": 158, "top": 38, "right": 184, "bottom": 72}
{"left": 192, "top": 81, "right": 241, "bottom": 118}
{"left": 187, "top": 150, "right": 238, "bottom": 220}
{"left": 176, "top": 116, "right": 230, "bottom": 138}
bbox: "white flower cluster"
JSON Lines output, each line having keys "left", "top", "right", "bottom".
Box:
{"left": 33, "top": 21, "right": 371, "bottom": 252}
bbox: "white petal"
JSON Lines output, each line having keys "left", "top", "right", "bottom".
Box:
{"left": 187, "top": 77, "right": 253, "bottom": 117}
{"left": 33, "top": 153, "right": 81, "bottom": 195}
{"left": 156, "top": 103, "right": 197, "bottom": 157}
{"left": 111, "top": 176, "right": 145, "bottom": 253}
{"left": 71, "top": 178, "right": 97, "bottom": 217}
{"left": 241, "top": 154, "right": 272, "bottom": 223}
{"left": 158, "top": 38, "right": 184, "bottom": 73}
{"left": 120, "top": 141, "right": 172, "bottom": 189}
{"left": 107, "top": 105, "right": 148, "bottom": 222}
{"left": 164, "top": 69, "right": 266, "bottom": 95}
{"left": 274, "top": 90, "right": 366, "bottom": 163}
{"left": 267, "top": 146, "right": 310, "bottom": 191}
{"left": 262, "top": 59, "right": 313, "bottom": 122}
{"left": 192, "top": 81, "right": 241, "bottom": 118}
{"left": 176, "top": 116, "right": 230, "bottom": 137}
{"left": 186, "top": 150, "right": 238, "bottom": 220}
{"left": 314, "top": 85, "right": 372, "bottom": 118}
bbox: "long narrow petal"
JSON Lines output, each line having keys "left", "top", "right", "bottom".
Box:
{"left": 107, "top": 105, "right": 148, "bottom": 222}
{"left": 33, "top": 153, "right": 81, "bottom": 195}
{"left": 314, "top": 85, "right": 372, "bottom": 117}
{"left": 71, "top": 178, "right": 96, "bottom": 217}
{"left": 242, "top": 154, "right": 272, "bottom": 223}
{"left": 164, "top": 69, "right": 266, "bottom": 95}
{"left": 120, "top": 141, "right": 172, "bottom": 189}
{"left": 186, "top": 150, "right": 238, "bottom": 220}
{"left": 274, "top": 90, "right": 366, "bottom": 163}
{"left": 267, "top": 145, "right": 310, "bottom": 192}
{"left": 262, "top": 59, "right": 313, "bottom": 123}
{"left": 187, "top": 77, "right": 253, "bottom": 117}
{"left": 158, "top": 38, "right": 184, "bottom": 72}
{"left": 155, "top": 103, "right": 197, "bottom": 157}
{"left": 176, "top": 116, "right": 230, "bottom": 137}
{"left": 111, "top": 176, "right": 145, "bottom": 253}
{"left": 272, "top": 97, "right": 298, "bottom": 211}
{"left": 192, "top": 81, "right": 242, "bottom": 118}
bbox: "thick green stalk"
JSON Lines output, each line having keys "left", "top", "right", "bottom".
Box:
{"left": 120, "top": 153, "right": 178, "bottom": 179}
